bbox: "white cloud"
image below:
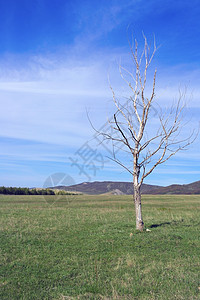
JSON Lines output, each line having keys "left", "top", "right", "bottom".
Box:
{"left": 0, "top": 54, "right": 115, "bottom": 146}
{"left": 0, "top": 43, "right": 199, "bottom": 188}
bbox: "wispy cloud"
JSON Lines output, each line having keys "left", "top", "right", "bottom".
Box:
{"left": 0, "top": 46, "right": 199, "bottom": 185}
{"left": 0, "top": 0, "right": 200, "bottom": 187}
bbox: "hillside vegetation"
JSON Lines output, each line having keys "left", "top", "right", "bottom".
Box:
{"left": 0, "top": 186, "right": 77, "bottom": 196}
{"left": 54, "top": 180, "right": 200, "bottom": 195}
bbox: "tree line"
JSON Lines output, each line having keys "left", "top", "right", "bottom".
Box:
{"left": 0, "top": 186, "right": 73, "bottom": 195}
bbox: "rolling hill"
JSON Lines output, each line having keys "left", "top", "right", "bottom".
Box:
{"left": 52, "top": 180, "right": 200, "bottom": 195}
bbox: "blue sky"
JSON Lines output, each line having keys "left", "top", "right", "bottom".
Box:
{"left": 0, "top": 0, "right": 200, "bottom": 187}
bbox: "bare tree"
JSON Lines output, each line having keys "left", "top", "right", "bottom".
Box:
{"left": 94, "top": 35, "right": 196, "bottom": 231}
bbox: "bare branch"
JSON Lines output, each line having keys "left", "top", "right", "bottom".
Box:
{"left": 90, "top": 34, "right": 197, "bottom": 231}
{"left": 91, "top": 34, "right": 198, "bottom": 231}
{"left": 107, "top": 156, "right": 134, "bottom": 176}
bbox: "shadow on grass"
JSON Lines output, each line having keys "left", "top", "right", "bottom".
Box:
{"left": 150, "top": 219, "right": 184, "bottom": 228}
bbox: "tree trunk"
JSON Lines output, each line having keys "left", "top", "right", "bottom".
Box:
{"left": 134, "top": 184, "right": 144, "bottom": 231}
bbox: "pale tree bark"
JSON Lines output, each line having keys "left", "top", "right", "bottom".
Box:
{"left": 134, "top": 171, "right": 144, "bottom": 230}
{"left": 91, "top": 35, "right": 197, "bottom": 231}
{"left": 134, "top": 185, "right": 143, "bottom": 231}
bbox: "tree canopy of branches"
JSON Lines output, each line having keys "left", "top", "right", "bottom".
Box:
{"left": 96, "top": 35, "right": 196, "bottom": 231}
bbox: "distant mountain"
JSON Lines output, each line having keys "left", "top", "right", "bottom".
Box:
{"left": 151, "top": 180, "right": 200, "bottom": 195}
{"left": 52, "top": 180, "right": 200, "bottom": 195}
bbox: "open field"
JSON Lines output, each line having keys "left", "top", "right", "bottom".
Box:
{"left": 0, "top": 194, "right": 200, "bottom": 300}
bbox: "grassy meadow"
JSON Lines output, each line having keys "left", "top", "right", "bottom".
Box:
{"left": 0, "top": 193, "right": 199, "bottom": 299}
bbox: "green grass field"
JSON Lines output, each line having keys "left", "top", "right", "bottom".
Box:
{"left": 0, "top": 194, "right": 199, "bottom": 299}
